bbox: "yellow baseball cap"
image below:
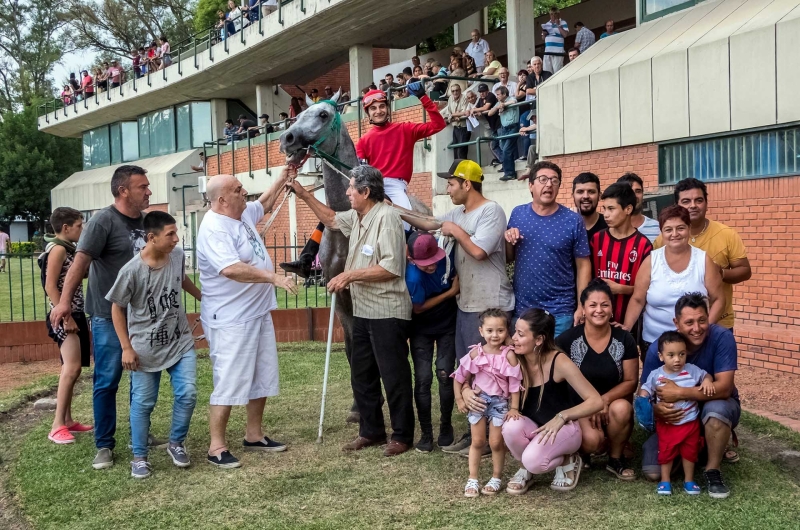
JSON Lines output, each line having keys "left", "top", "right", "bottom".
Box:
{"left": 437, "top": 159, "right": 484, "bottom": 184}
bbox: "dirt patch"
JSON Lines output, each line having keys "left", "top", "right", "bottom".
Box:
{"left": 737, "top": 425, "right": 800, "bottom": 485}
{"left": 0, "top": 360, "right": 60, "bottom": 394}
{"left": 737, "top": 366, "right": 800, "bottom": 421}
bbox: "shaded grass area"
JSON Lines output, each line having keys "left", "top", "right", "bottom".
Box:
{"left": 0, "top": 258, "right": 329, "bottom": 322}
{"left": 10, "top": 342, "right": 800, "bottom": 530}
{"left": 0, "top": 375, "right": 60, "bottom": 414}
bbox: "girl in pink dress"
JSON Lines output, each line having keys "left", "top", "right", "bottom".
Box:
{"left": 453, "top": 308, "right": 522, "bottom": 497}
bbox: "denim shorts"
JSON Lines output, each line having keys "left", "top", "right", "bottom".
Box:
{"left": 467, "top": 391, "right": 509, "bottom": 427}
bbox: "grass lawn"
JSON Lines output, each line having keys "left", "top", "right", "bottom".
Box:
{"left": 10, "top": 342, "right": 800, "bottom": 530}
{"left": 0, "top": 257, "right": 329, "bottom": 322}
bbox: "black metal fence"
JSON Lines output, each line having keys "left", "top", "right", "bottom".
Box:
{"left": 0, "top": 235, "right": 329, "bottom": 323}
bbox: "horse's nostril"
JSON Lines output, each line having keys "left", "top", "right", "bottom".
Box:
{"left": 284, "top": 133, "right": 294, "bottom": 144}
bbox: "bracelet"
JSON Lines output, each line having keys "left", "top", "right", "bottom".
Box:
{"left": 509, "top": 407, "right": 519, "bottom": 411}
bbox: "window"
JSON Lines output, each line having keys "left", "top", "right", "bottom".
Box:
{"left": 121, "top": 122, "right": 139, "bottom": 162}
{"left": 110, "top": 123, "right": 122, "bottom": 164}
{"left": 177, "top": 104, "right": 192, "bottom": 152}
{"left": 659, "top": 125, "right": 800, "bottom": 184}
{"left": 81, "top": 126, "right": 111, "bottom": 169}
{"left": 191, "top": 102, "right": 212, "bottom": 148}
{"left": 149, "top": 107, "right": 176, "bottom": 156}
{"left": 138, "top": 116, "right": 150, "bottom": 158}
{"left": 641, "top": 0, "right": 701, "bottom": 23}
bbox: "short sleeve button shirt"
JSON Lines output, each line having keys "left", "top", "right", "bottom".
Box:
{"left": 335, "top": 201, "right": 411, "bottom": 320}
{"left": 508, "top": 203, "right": 590, "bottom": 317}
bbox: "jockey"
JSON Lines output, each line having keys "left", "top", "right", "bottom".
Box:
{"left": 281, "top": 82, "right": 446, "bottom": 278}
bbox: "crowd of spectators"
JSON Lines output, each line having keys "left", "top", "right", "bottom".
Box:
{"left": 215, "top": 0, "right": 278, "bottom": 41}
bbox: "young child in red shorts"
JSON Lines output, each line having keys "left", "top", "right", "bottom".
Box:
{"left": 639, "top": 331, "right": 716, "bottom": 496}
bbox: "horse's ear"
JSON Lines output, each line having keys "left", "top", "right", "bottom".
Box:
{"left": 333, "top": 87, "right": 342, "bottom": 103}
{"left": 305, "top": 94, "right": 315, "bottom": 107}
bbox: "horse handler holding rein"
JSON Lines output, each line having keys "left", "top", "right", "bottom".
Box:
{"left": 289, "top": 164, "right": 415, "bottom": 457}
{"left": 281, "top": 82, "right": 446, "bottom": 278}
{"left": 197, "top": 171, "right": 298, "bottom": 469}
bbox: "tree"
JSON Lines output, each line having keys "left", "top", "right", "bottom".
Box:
{"left": 194, "top": 0, "right": 228, "bottom": 33}
{"left": 0, "top": 106, "right": 82, "bottom": 226}
{"left": 63, "top": 0, "right": 196, "bottom": 58}
{"left": 0, "top": 0, "right": 69, "bottom": 112}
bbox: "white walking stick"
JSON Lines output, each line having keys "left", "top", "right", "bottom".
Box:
{"left": 317, "top": 292, "right": 337, "bottom": 444}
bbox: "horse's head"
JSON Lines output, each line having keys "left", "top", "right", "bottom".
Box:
{"left": 280, "top": 89, "right": 342, "bottom": 166}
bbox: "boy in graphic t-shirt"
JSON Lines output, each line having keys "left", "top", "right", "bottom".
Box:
{"left": 639, "top": 331, "right": 715, "bottom": 496}
{"left": 590, "top": 183, "right": 652, "bottom": 324}
{"left": 107, "top": 212, "right": 202, "bottom": 479}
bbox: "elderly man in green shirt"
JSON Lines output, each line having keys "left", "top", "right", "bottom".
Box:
{"left": 488, "top": 85, "right": 520, "bottom": 181}
{"left": 289, "top": 165, "right": 414, "bottom": 457}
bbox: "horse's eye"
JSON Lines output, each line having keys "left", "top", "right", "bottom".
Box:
{"left": 319, "top": 111, "right": 328, "bottom": 119}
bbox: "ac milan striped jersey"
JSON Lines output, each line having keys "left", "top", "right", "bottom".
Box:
{"left": 590, "top": 229, "right": 653, "bottom": 322}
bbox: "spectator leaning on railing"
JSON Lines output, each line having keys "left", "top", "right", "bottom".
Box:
{"left": 488, "top": 86, "right": 520, "bottom": 182}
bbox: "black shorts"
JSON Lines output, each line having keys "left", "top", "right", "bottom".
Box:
{"left": 46, "top": 312, "right": 91, "bottom": 367}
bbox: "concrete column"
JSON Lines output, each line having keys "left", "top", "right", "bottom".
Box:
{"left": 209, "top": 98, "right": 228, "bottom": 141}
{"left": 454, "top": 12, "right": 484, "bottom": 44}
{"left": 349, "top": 45, "right": 374, "bottom": 94}
{"left": 506, "top": 0, "right": 536, "bottom": 72}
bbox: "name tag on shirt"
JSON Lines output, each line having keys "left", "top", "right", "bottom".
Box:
{"left": 361, "top": 244, "right": 374, "bottom": 257}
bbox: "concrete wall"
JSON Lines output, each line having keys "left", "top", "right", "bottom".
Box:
{"left": 538, "top": 0, "right": 800, "bottom": 157}
{"left": 0, "top": 308, "right": 344, "bottom": 364}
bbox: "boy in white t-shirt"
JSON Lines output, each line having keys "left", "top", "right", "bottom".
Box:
{"left": 639, "top": 331, "right": 715, "bottom": 496}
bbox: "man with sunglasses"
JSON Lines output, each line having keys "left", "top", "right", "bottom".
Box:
{"left": 504, "top": 161, "right": 591, "bottom": 335}
{"left": 281, "top": 82, "right": 446, "bottom": 278}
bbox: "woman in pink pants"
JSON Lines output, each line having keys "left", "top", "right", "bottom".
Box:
{"left": 461, "top": 309, "right": 603, "bottom": 494}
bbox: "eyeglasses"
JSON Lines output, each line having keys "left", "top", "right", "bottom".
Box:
{"left": 535, "top": 175, "right": 561, "bottom": 186}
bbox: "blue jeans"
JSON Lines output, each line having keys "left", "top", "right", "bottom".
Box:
{"left": 498, "top": 124, "right": 520, "bottom": 176}
{"left": 519, "top": 110, "right": 532, "bottom": 159}
{"left": 91, "top": 316, "right": 124, "bottom": 450}
{"left": 553, "top": 314, "right": 573, "bottom": 337}
{"left": 130, "top": 349, "right": 197, "bottom": 458}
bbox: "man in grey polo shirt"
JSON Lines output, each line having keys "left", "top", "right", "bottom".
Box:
{"left": 290, "top": 165, "right": 414, "bottom": 457}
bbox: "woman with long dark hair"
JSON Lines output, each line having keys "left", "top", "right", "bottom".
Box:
{"left": 468, "top": 309, "right": 603, "bottom": 494}
{"left": 556, "top": 279, "right": 639, "bottom": 480}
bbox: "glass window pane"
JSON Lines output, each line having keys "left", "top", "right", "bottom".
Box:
{"left": 90, "top": 126, "right": 110, "bottom": 168}
{"left": 644, "top": 0, "right": 696, "bottom": 20}
{"left": 191, "top": 101, "right": 212, "bottom": 148}
{"left": 82, "top": 132, "right": 92, "bottom": 169}
{"left": 110, "top": 123, "right": 122, "bottom": 165}
{"left": 138, "top": 116, "right": 151, "bottom": 158}
{"left": 121, "top": 122, "right": 139, "bottom": 161}
{"left": 177, "top": 104, "right": 191, "bottom": 152}
{"left": 150, "top": 108, "right": 175, "bottom": 156}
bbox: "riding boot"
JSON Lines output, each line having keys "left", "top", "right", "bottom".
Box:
{"left": 280, "top": 223, "right": 324, "bottom": 279}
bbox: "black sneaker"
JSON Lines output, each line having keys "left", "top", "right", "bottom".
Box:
{"left": 242, "top": 436, "right": 287, "bottom": 453}
{"left": 207, "top": 450, "right": 241, "bottom": 469}
{"left": 415, "top": 433, "right": 434, "bottom": 453}
{"left": 437, "top": 423, "right": 454, "bottom": 447}
{"left": 441, "top": 432, "right": 471, "bottom": 454}
{"left": 704, "top": 469, "right": 730, "bottom": 499}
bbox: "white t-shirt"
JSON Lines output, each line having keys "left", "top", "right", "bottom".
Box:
{"left": 197, "top": 201, "right": 277, "bottom": 328}
{"left": 465, "top": 39, "right": 490, "bottom": 69}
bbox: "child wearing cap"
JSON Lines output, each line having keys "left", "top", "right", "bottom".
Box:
{"left": 405, "top": 232, "right": 460, "bottom": 453}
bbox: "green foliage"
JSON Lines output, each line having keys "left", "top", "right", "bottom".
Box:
{"left": 0, "top": 106, "right": 81, "bottom": 226}
{"left": 9, "top": 242, "right": 38, "bottom": 255}
{"left": 487, "top": 0, "right": 506, "bottom": 30}
{"left": 194, "top": 0, "right": 228, "bottom": 33}
{"left": 535, "top": 0, "right": 584, "bottom": 17}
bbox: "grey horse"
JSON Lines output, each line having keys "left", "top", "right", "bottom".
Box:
{"left": 280, "top": 90, "right": 431, "bottom": 421}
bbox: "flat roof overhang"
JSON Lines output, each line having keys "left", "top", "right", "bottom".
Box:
{"left": 39, "top": 0, "right": 493, "bottom": 138}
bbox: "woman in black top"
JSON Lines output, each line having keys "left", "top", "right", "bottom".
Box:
{"left": 461, "top": 309, "right": 602, "bottom": 494}
{"left": 556, "top": 280, "right": 639, "bottom": 481}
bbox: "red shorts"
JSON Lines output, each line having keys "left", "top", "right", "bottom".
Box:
{"left": 656, "top": 419, "right": 703, "bottom": 465}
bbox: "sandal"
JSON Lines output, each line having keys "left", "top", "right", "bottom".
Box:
{"left": 464, "top": 478, "right": 481, "bottom": 498}
{"left": 48, "top": 425, "right": 75, "bottom": 445}
{"left": 506, "top": 468, "right": 533, "bottom": 496}
{"left": 724, "top": 449, "right": 739, "bottom": 464}
{"left": 481, "top": 477, "right": 502, "bottom": 496}
{"left": 67, "top": 422, "right": 94, "bottom": 433}
{"left": 606, "top": 457, "right": 636, "bottom": 481}
{"left": 657, "top": 482, "right": 672, "bottom": 495}
{"left": 550, "top": 453, "right": 583, "bottom": 492}
{"left": 684, "top": 481, "right": 701, "bottom": 495}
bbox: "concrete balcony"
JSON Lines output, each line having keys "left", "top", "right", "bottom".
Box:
{"left": 38, "top": 0, "right": 494, "bottom": 137}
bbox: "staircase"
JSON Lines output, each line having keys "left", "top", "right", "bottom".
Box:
{"left": 479, "top": 159, "right": 532, "bottom": 213}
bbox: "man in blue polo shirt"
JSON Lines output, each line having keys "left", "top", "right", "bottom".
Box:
{"left": 405, "top": 231, "right": 459, "bottom": 454}
{"left": 639, "top": 292, "right": 739, "bottom": 499}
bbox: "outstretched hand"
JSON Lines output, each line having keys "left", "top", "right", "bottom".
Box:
{"left": 406, "top": 81, "right": 425, "bottom": 98}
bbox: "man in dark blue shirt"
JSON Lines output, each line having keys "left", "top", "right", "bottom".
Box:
{"left": 639, "top": 293, "right": 739, "bottom": 499}
{"left": 405, "top": 232, "right": 459, "bottom": 453}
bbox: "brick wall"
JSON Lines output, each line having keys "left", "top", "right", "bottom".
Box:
{"left": 544, "top": 143, "right": 800, "bottom": 375}
{"left": 0, "top": 308, "right": 344, "bottom": 364}
{"left": 282, "top": 48, "right": 391, "bottom": 100}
